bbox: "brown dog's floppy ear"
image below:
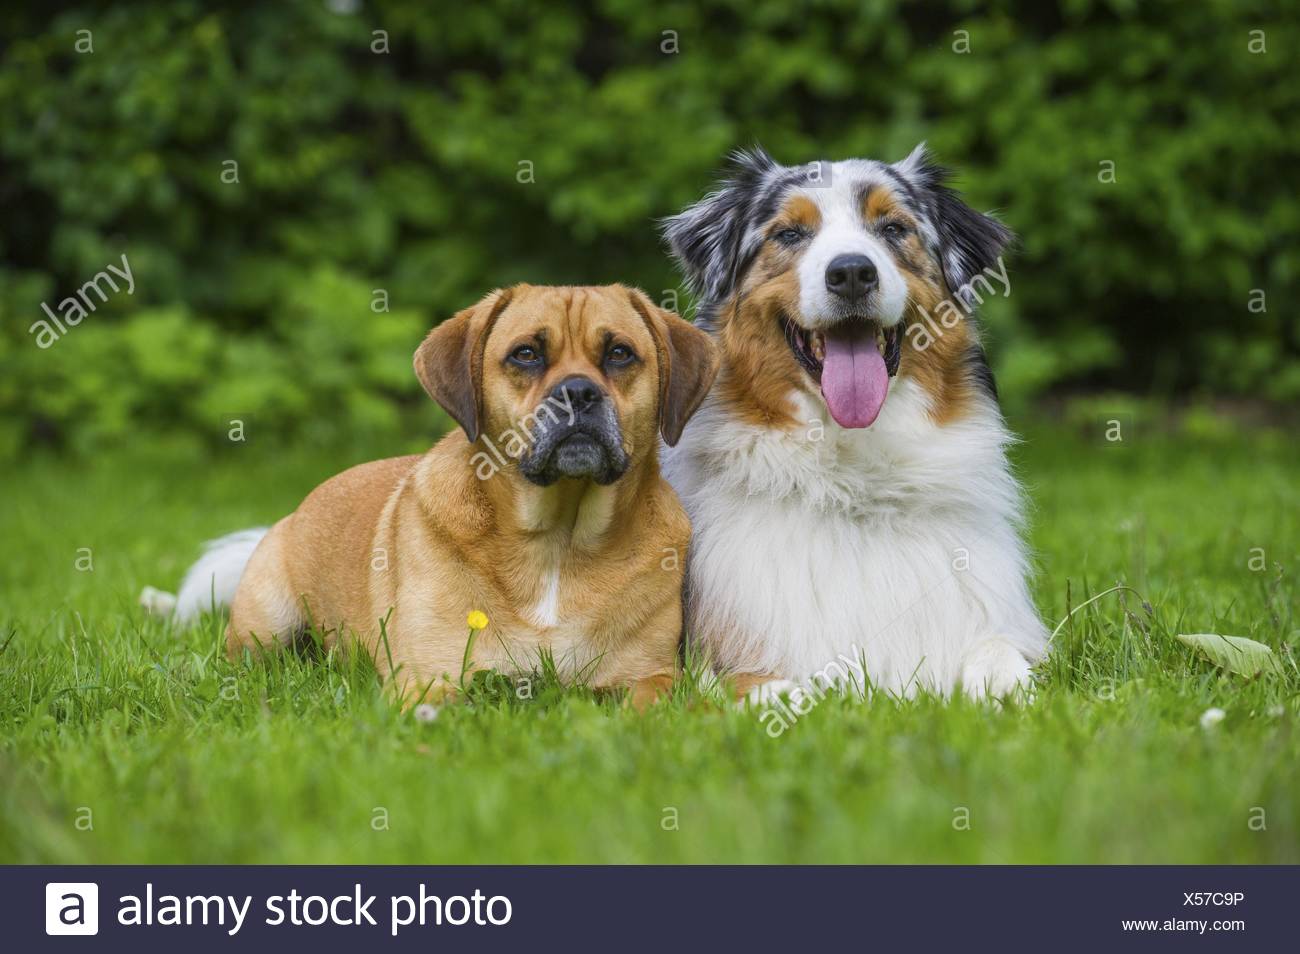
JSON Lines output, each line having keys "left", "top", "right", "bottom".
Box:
{"left": 413, "top": 288, "right": 514, "bottom": 442}
{"left": 629, "top": 289, "right": 720, "bottom": 447}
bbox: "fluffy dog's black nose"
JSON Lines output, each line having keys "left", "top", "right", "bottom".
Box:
{"left": 552, "top": 375, "right": 604, "bottom": 414}
{"left": 825, "top": 254, "right": 878, "bottom": 301}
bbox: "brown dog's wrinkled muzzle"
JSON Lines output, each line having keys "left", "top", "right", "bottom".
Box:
{"left": 518, "top": 374, "right": 629, "bottom": 486}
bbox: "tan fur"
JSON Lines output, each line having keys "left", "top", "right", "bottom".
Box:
{"left": 862, "top": 184, "right": 903, "bottom": 222}
{"left": 709, "top": 194, "right": 822, "bottom": 430}
{"left": 782, "top": 195, "right": 822, "bottom": 232}
{"left": 900, "top": 264, "right": 977, "bottom": 426}
{"left": 227, "top": 285, "right": 717, "bottom": 708}
{"left": 727, "top": 673, "right": 784, "bottom": 699}
{"left": 863, "top": 183, "right": 981, "bottom": 425}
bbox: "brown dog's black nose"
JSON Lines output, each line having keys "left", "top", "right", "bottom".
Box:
{"left": 552, "top": 375, "right": 604, "bottom": 414}
{"left": 825, "top": 254, "right": 878, "bottom": 302}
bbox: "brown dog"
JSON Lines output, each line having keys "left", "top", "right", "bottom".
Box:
{"left": 212, "top": 284, "right": 717, "bottom": 707}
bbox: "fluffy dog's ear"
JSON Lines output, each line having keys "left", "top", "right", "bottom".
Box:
{"left": 893, "top": 142, "right": 1014, "bottom": 296}
{"left": 413, "top": 288, "right": 514, "bottom": 442}
{"left": 660, "top": 146, "right": 781, "bottom": 302}
{"left": 629, "top": 290, "right": 720, "bottom": 446}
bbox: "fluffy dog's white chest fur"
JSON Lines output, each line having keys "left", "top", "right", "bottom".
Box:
{"left": 664, "top": 379, "right": 1047, "bottom": 697}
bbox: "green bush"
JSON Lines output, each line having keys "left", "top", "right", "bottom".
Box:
{"left": 1, "top": 0, "right": 1295, "bottom": 458}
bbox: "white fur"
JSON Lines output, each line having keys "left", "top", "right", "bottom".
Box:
{"left": 528, "top": 567, "right": 562, "bottom": 628}
{"left": 664, "top": 377, "right": 1047, "bottom": 699}
{"left": 166, "top": 527, "right": 269, "bottom": 624}
{"left": 138, "top": 585, "right": 177, "bottom": 616}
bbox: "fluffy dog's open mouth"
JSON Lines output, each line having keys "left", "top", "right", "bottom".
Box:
{"left": 781, "top": 314, "right": 901, "bottom": 429}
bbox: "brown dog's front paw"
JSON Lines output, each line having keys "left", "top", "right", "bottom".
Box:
{"left": 626, "top": 673, "right": 675, "bottom": 712}
{"left": 726, "top": 672, "right": 795, "bottom": 704}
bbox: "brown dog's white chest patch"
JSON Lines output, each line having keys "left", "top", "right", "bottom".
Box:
{"left": 526, "top": 567, "right": 562, "bottom": 628}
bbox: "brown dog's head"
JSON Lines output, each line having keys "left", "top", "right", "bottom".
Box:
{"left": 414, "top": 284, "right": 718, "bottom": 486}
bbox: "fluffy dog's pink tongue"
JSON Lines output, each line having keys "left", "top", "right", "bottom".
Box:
{"left": 821, "top": 328, "right": 889, "bottom": 428}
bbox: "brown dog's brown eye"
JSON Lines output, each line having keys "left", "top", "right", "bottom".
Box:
{"left": 881, "top": 222, "right": 908, "bottom": 239}
{"left": 606, "top": 344, "right": 636, "bottom": 367}
{"left": 508, "top": 345, "right": 543, "bottom": 368}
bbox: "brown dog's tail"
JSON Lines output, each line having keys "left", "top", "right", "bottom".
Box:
{"left": 140, "top": 527, "right": 269, "bottom": 625}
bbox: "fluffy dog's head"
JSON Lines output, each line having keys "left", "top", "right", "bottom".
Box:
{"left": 662, "top": 144, "right": 1013, "bottom": 429}
{"left": 415, "top": 284, "right": 718, "bottom": 485}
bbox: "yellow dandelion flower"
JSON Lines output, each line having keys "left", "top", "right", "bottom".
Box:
{"left": 467, "top": 610, "right": 489, "bottom": 631}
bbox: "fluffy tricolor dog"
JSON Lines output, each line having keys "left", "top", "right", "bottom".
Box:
{"left": 661, "top": 145, "right": 1047, "bottom": 701}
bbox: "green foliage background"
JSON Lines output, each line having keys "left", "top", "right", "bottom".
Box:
{"left": 1, "top": 0, "right": 1295, "bottom": 459}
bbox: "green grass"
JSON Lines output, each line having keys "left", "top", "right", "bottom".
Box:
{"left": 1, "top": 418, "right": 1297, "bottom": 864}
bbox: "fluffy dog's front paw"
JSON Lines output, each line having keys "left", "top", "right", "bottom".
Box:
{"left": 960, "top": 640, "right": 1034, "bottom": 702}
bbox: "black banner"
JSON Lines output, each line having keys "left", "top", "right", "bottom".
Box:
{"left": 8, "top": 865, "right": 1295, "bottom": 951}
